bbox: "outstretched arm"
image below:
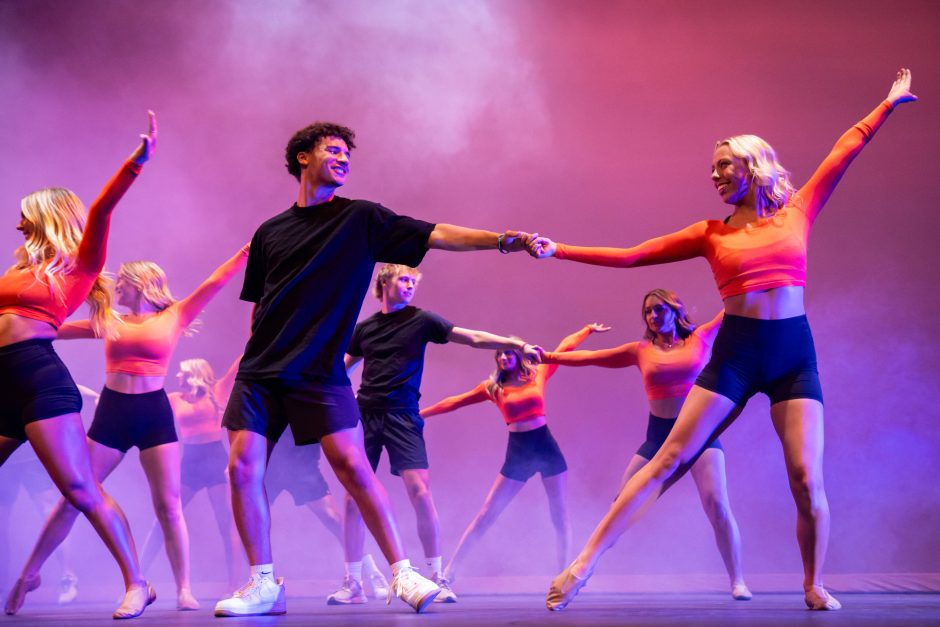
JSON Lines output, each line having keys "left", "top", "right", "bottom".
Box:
{"left": 57, "top": 319, "right": 100, "bottom": 340}
{"left": 448, "top": 327, "right": 543, "bottom": 362}
{"left": 796, "top": 68, "right": 917, "bottom": 224}
{"left": 420, "top": 382, "right": 490, "bottom": 418}
{"left": 427, "top": 225, "right": 534, "bottom": 252}
{"left": 540, "top": 323, "right": 610, "bottom": 381}
{"left": 76, "top": 111, "right": 158, "bottom": 275}
{"left": 525, "top": 221, "right": 707, "bottom": 268}
{"left": 214, "top": 354, "right": 242, "bottom": 405}
{"left": 544, "top": 341, "right": 640, "bottom": 369}
{"left": 175, "top": 244, "right": 250, "bottom": 327}
{"left": 694, "top": 310, "right": 725, "bottom": 345}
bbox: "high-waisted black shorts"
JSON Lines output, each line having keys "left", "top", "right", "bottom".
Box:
{"left": 500, "top": 425, "right": 568, "bottom": 482}
{"left": 265, "top": 440, "right": 330, "bottom": 505}
{"left": 87, "top": 387, "right": 178, "bottom": 453}
{"left": 695, "top": 314, "right": 823, "bottom": 406}
{"left": 636, "top": 413, "right": 723, "bottom": 460}
{"left": 180, "top": 440, "right": 229, "bottom": 491}
{"left": 0, "top": 339, "right": 82, "bottom": 441}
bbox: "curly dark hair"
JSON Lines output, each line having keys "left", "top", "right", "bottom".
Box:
{"left": 284, "top": 122, "right": 356, "bottom": 180}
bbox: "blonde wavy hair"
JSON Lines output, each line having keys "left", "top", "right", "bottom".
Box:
{"left": 114, "top": 261, "right": 199, "bottom": 335}
{"left": 373, "top": 264, "right": 421, "bottom": 300}
{"left": 17, "top": 188, "right": 117, "bottom": 339}
{"left": 178, "top": 358, "right": 221, "bottom": 413}
{"left": 641, "top": 288, "right": 696, "bottom": 342}
{"left": 486, "top": 341, "right": 537, "bottom": 395}
{"left": 716, "top": 135, "right": 797, "bottom": 216}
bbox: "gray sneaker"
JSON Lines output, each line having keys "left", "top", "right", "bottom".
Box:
{"left": 431, "top": 575, "right": 457, "bottom": 603}
{"left": 326, "top": 576, "right": 366, "bottom": 605}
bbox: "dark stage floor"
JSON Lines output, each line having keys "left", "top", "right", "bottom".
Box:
{"left": 4, "top": 592, "right": 939, "bottom": 626}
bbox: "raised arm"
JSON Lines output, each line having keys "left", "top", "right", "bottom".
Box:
{"left": 57, "top": 319, "right": 100, "bottom": 340}
{"left": 420, "top": 382, "right": 491, "bottom": 418}
{"left": 448, "top": 327, "right": 543, "bottom": 362}
{"left": 796, "top": 69, "right": 917, "bottom": 224}
{"left": 76, "top": 111, "right": 158, "bottom": 275}
{"left": 214, "top": 354, "right": 242, "bottom": 405}
{"left": 693, "top": 310, "right": 725, "bottom": 345}
{"left": 544, "top": 341, "right": 640, "bottom": 369}
{"left": 540, "top": 323, "right": 609, "bottom": 382}
{"left": 175, "top": 244, "right": 250, "bottom": 327}
{"left": 427, "top": 225, "right": 534, "bottom": 252}
{"left": 526, "top": 221, "right": 707, "bottom": 268}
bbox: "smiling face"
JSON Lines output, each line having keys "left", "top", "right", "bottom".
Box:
{"left": 711, "top": 144, "right": 751, "bottom": 205}
{"left": 382, "top": 271, "right": 418, "bottom": 308}
{"left": 298, "top": 136, "right": 350, "bottom": 190}
{"left": 643, "top": 295, "right": 677, "bottom": 337}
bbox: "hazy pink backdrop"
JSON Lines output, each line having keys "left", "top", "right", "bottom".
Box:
{"left": 1, "top": 0, "right": 937, "bottom": 597}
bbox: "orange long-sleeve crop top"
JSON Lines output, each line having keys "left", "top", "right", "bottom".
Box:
{"left": 420, "top": 326, "right": 592, "bottom": 424}
{"left": 543, "top": 312, "right": 723, "bottom": 400}
{"left": 170, "top": 355, "right": 240, "bottom": 443}
{"left": 0, "top": 161, "right": 142, "bottom": 328}
{"left": 554, "top": 101, "right": 895, "bottom": 299}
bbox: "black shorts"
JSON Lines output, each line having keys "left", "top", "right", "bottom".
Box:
{"left": 265, "top": 440, "right": 330, "bottom": 505}
{"left": 0, "top": 339, "right": 82, "bottom": 441}
{"left": 695, "top": 314, "right": 824, "bottom": 406}
{"left": 636, "top": 413, "right": 724, "bottom": 460}
{"left": 500, "top": 425, "right": 568, "bottom": 482}
{"left": 87, "top": 388, "right": 178, "bottom": 453}
{"left": 180, "top": 440, "right": 229, "bottom": 491}
{"left": 222, "top": 379, "right": 360, "bottom": 445}
{"left": 360, "top": 408, "right": 428, "bottom": 476}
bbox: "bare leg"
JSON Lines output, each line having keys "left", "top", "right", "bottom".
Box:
{"left": 541, "top": 472, "right": 571, "bottom": 571}
{"left": 305, "top": 494, "right": 344, "bottom": 544}
{"left": 227, "top": 429, "right": 274, "bottom": 566}
{"left": 770, "top": 398, "right": 839, "bottom": 610}
{"left": 320, "top": 425, "right": 405, "bottom": 564}
{"left": 140, "top": 483, "right": 195, "bottom": 574}
{"left": 400, "top": 469, "right": 441, "bottom": 560}
{"left": 343, "top": 493, "right": 367, "bottom": 562}
{"left": 27, "top": 484, "right": 78, "bottom": 603}
{"left": 619, "top": 454, "right": 652, "bottom": 493}
{"left": 205, "top": 482, "right": 244, "bottom": 589}
{"left": 443, "top": 474, "right": 526, "bottom": 581}
{"left": 10, "top": 422, "right": 150, "bottom": 618}
{"left": 139, "top": 442, "right": 198, "bottom": 610}
{"left": 689, "top": 448, "right": 749, "bottom": 597}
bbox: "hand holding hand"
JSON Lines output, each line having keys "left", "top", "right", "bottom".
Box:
{"left": 526, "top": 234, "right": 557, "bottom": 259}
{"left": 587, "top": 323, "right": 611, "bottom": 333}
{"left": 129, "top": 110, "right": 158, "bottom": 165}
{"left": 522, "top": 343, "right": 545, "bottom": 363}
{"left": 501, "top": 230, "right": 538, "bottom": 253}
{"left": 887, "top": 68, "right": 917, "bottom": 107}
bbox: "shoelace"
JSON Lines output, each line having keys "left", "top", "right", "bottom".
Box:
{"left": 233, "top": 579, "right": 258, "bottom": 598}
{"left": 386, "top": 566, "right": 421, "bottom": 604}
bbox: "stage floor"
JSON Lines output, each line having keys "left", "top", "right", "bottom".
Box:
{"left": 5, "top": 592, "right": 940, "bottom": 626}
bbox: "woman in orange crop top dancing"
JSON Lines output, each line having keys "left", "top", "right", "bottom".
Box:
{"left": 420, "top": 324, "right": 605, "bottom": 582}
{"left": 545, "top": 289, "right": 751, "bottom": 600}
{"left": 0, "top": 112, "right": 157, "bottom": 619}
{"left": 6, "top": 246, "right": 248, "bottom": 614}
{"left": 529, "top": 70, "right": 917, "bottom": 611}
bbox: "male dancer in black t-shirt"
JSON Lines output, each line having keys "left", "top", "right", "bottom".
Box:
{"left": 214, "top": 122, "right": 537, "bottom": 617}
{"left": 328, "top": 263, "right": 540, "bottom": 605}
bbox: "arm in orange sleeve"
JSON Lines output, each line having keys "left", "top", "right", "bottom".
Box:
{"left": 543, "top": 341, "right": 640, "bottom": 369}
{"left": 214, "top": 354, "right": 242, "bottom": 405}
{"left": 420, "top": 382, "right": 491, "bottom": 418}
{"left": 794, "top": 101, "right": 894, "bottom": 224}
{"left": 554, "top": 221, "right": 707, "bottom": 269}
{"left": 175, "top": 244, "right": 250, "bottom": 328}
{"left": 75, "top": 161, "right": 143, "bottom": 275}
{"left": 57, "top": 319, "right": 100, "bottom": 340}
{"left": 539, "top": 325, "right": 596, "bottom": 382}
{"left": 693, "top": 310, "right": 725, "bottom": 345}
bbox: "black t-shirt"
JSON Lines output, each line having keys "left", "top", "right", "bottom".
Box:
{"left": 348, "top": 306, "right": 453, "bottom": 411}
{"left": 237, "top": 198, "right": 434, "bottom": 385}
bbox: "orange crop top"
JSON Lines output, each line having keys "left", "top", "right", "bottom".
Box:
{"left": 554, "top": 101, "right": 895, "bottom": 299}
{"left": 420, "top": 326, "right": 592, "bottom": 424}
{"left": 170, "top": 356, "right": 239, "bottom": 443}
{"left": 544, "top": 312, "right": 723, "bottom": 400}
{"left": 0, "top": 161, "right": 142, "bottom": 328}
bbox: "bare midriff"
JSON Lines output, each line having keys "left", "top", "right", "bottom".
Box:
{"left": 507, "top": 414, "right": 548, "bottom": 433}
{"left": 723, "top": 285, "right": 805, "bottom": 320}
{"left": 0, "top": 313, "right": 56, "bottom": 347}
{"left": 105, "top": 372, "right": 166, "bottom": 394}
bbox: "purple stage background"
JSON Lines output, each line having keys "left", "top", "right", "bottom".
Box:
{"left": 1, "top": 0, "right": 938, "bottom": 596}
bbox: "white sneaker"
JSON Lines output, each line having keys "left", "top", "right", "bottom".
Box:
{"left": 57, "top": 572, "right": 78, "bottom": 605}
{"left": 388, "top": 567, "right": 440, "bottom": 613}
{"left": 431, "top": 574, "right": 457, "bottom": 603}
{"left": 214, "top": 576, "right": 286, "bottom": 617}
{"left": 326, "top": 576, "right": 366, "bottom": 605}
{"left": 366, "top": 570, "right": 389, "bottom": 600}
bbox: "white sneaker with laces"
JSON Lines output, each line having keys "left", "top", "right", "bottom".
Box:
{"left": 388, "top": 566, "right": 440, "bottom": 613}
{"left": 431, "top": 574, "right": 457, "bottom": 603}
{"left": 214, "top": 576, "right": 286, "bottom": 617}
{"left": 366, "top": 570, "right": 389, "bottom": 600}
{"left": 326, "top": 576, "right": 366, "bottom": 605}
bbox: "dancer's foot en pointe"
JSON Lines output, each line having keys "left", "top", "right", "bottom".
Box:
{"left": 731, "top": 582, "right": 752, "bottom": 600}
{"left": 546, "top": 560, "right": 592, "bottom": 611}
{"left": 804, "top": 584, "right": 841, "bottom": 610}
{"left": 112, "top": 582, "right": 156, "bottom": 620}
{"left": 4, "top": 574, "right": 40, "bottom": 615}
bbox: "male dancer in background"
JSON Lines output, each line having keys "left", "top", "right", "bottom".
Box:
{"left": 214, "top": 121, "right": 536, "bottom": 616}
{"left": 330, "top": 263, "right": 541, "bottom": 605}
